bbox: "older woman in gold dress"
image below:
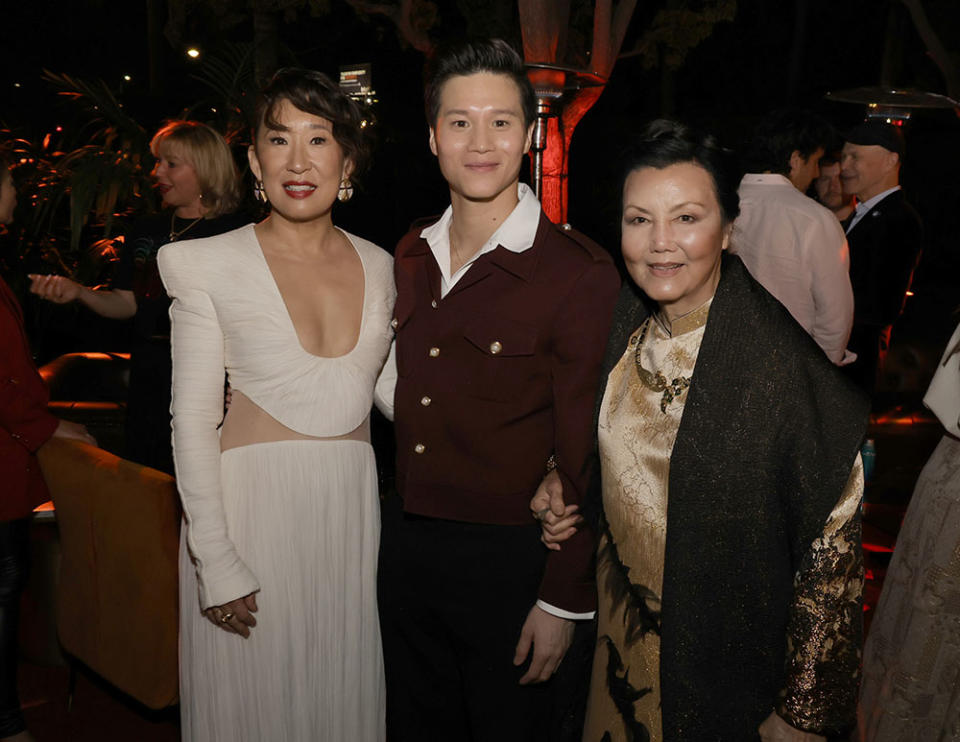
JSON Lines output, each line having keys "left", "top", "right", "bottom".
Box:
{"left": 536, "top": 120, "right": 869, "bottom": 741}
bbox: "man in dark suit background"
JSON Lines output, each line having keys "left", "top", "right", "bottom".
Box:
{"left": 840, "top": 121, "right": 922, "bottom": 396}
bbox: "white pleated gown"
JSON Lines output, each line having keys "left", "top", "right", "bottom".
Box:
{"left": 159, "top": 225, "right": 396, "bottom": 742}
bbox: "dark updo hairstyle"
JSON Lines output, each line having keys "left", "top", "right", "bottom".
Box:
{"left": 424, "top": 38, "right": 537, "bottom": 128}
{"left": 622, "top": 119, "right": 740, "bottom": 225}
{"left": 254, "top": 68, "right": 372, "bottom": 184}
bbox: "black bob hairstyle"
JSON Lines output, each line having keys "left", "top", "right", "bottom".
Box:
{"left": 424, "top": 38, "right": 537, "bottom": 129}
{"left": 621, "top": 119, "right": 741, "bottom": 225}
{"left": 253, "top": 67, "right": 372, "bottom": 183}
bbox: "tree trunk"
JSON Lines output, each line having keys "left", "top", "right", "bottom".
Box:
{"left": 900, "top": 0, "right": 960, "bottom": 100}
{"left": 786, "top": 0, "right": 808, "bottom": 101}
{"left": 520, "top": 0, "right": 638, "bottom": 222}
{"left": 252, "top": 2, "right": 280, "bottom": 86}
{"left": 880, "top": 2, "right": 901, "bottom": 88}
{"left": 540, "top": 87, "right": 604, "bottom": 224}
{"left": 147, "top": 0, "right": 165, "bottom": 96}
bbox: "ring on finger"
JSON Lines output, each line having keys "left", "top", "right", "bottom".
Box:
{"left": 535, "top": 507, "right": 550, "bottom": 521}
{"left": 220, "top": 611, "right": 236, "bottom": 623}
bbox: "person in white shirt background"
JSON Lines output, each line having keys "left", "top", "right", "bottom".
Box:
{"left": 730, "top": 108, "right": 855, "bottom": 365}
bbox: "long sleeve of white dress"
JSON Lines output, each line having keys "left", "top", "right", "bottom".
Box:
{"left": 159, "top": 243, "right": 260, "bottom": 610}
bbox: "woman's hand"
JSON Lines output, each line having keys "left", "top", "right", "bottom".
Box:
{"left": 28, "top": 274, "right": 82, "bottom": 304}
{"left": 204, "top": 593, "right": 259, "bottom": 638}
{"left": 529, "top": 470, "right": 581, "bottom": 550}
{"left": 758, "top": 711, "right": 825, "bottom": 741}
{"left": 28, "top": 275, "right": 136, "bottom": 319}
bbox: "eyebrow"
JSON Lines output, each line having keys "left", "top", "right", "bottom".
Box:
{"left": 623, "top": 201, "right": 707, "bottom": 212}
{"left": 265, "top": 121, "right": 332, "bottom": 133}
{"left": 442, "top": 108, "right": 521, "bottom": 117}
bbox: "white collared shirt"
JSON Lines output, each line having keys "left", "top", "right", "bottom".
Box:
{"left": 730, "top": 174, "right": 855, "bottom": 365}
{"left": 846, "top": 185, "right": 901, "bottom": 234}
{"left": 420, "top": 182, "right": 541, "bottom": 297}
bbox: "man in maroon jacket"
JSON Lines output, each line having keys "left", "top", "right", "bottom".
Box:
{"left": 376, "top": 39, "right": 619, "bottom": 740}
{"left": 0, "top": 157, "right": 93, "bottom": 739}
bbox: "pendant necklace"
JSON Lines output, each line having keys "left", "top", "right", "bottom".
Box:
{"left": 633, "top": 317, "right": 692, "bottom": 413}
{"left": 169, "top": 212, "right": 204, "bottom": 242}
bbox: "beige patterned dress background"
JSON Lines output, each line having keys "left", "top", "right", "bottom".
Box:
{"left": 859, "top": 321, "right": 960, "bottom": 741}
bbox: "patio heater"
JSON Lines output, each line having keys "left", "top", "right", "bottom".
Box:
{"left": 825, "top": 86, "right": 959, "bottom": 123}
{"left": 525, "top": 62, "right": 606, "bottom": 203}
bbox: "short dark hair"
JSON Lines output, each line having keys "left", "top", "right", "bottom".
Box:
{"left": 424, "top": 38, "right": 536, "bottom": 128}
{"left": 745, "top": 108, "right": 836, "bottom": 175}
{"left": 254, "top": 68, "right": 372, "bottom": 182}
{"left": 818, "top": 151, "right": 841, "bottom": 168}
{"left": 621, "top": 119, "right": 740, "bottom": 225}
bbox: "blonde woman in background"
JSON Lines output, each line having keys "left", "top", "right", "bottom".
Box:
{"left": 29, "top": 121, "right": 247, "bottom": 472}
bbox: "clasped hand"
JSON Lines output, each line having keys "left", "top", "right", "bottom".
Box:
{"left": 529, "top": 470, "right": 581, "bottom": 550}
{"left": 204, "top": 593, "right": 259, "bottom": 638}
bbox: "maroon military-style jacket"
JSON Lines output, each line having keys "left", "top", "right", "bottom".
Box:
{"left": 0, "top": 277, "right": 58, "bottom": 521}
{"left": 392, "top": 210, "right": 619, "bottom": 613}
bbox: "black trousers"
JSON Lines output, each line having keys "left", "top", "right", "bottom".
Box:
{"left": 378, "top": 493, "right": 553, "bottom": 742}
{"left": 0, "top": 519, "right": 30, "bottom": 737}
{"left": 845, "top": 323, "right": 888, "bottom": 398}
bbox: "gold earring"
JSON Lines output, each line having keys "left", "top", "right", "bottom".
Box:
{"left": 337, "top": 178, "right": 354, "bottom": 203}
{"left": 254, "top": 180, "right": 267, "bottom": 203}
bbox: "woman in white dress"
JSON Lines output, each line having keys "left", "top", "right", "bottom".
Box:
{"left": 158, "top": 68, "right": 395, "bottom": 741}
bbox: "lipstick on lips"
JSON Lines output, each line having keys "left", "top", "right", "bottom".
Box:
{"left": 283, "top": 181, "right": 317, "bottom": 199}
{"left": 649, "top": 262, "right": 683, "bottom": 276}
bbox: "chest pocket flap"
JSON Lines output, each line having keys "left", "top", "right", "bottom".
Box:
{"left": 463, "top": 317, "right": 538, "bottom": 357}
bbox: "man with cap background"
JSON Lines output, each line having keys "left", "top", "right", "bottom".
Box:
{"left": 840, "top": 121, "right": 922, "bottom": 396}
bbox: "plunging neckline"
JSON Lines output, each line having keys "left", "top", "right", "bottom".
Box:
{"left": 249, "top": 224, "right": 367, "bottom": 360}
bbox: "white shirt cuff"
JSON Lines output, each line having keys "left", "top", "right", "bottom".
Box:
{"left": 536, "top": 599, "right": 595, "bottom": 621}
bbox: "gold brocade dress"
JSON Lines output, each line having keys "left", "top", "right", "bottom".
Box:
{"left": 583, "top": 301, "right": 709, "bottom": 742}
{"left": 583, "top": 299, "right": 864, "bottom": 741}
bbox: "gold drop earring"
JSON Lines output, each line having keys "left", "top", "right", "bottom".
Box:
{"left": 337, "top": 178, "right": 354, "bottom": 202}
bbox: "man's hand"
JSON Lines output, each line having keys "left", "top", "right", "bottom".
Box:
{"left": 52, "top": 419, "right": 97, "bottom": 447}
{"left": 758, "top": 711, "right": 825, "bottom": 741}
{"left": 513, "top": 604, "right": 574, "bottom": 684}
{"left": 529, "top": 470, "right": 581, "bottom": 551}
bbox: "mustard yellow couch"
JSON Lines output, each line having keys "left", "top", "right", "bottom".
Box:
{"left": 37, "top": 437, "right": 180, "bottom": 709}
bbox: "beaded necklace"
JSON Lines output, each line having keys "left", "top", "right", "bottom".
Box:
{"left": 633, "top": 317, "right": 692, "bottom": 413}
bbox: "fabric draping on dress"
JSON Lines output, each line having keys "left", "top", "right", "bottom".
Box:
{"left": 584, "top": 302, "right": 710, "bottom": 741}
{"left": 159, "top": 224, "right": 394, "bottom": 742}
{"left": 859, "top": 321, "right": 960, "bottom": 741}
